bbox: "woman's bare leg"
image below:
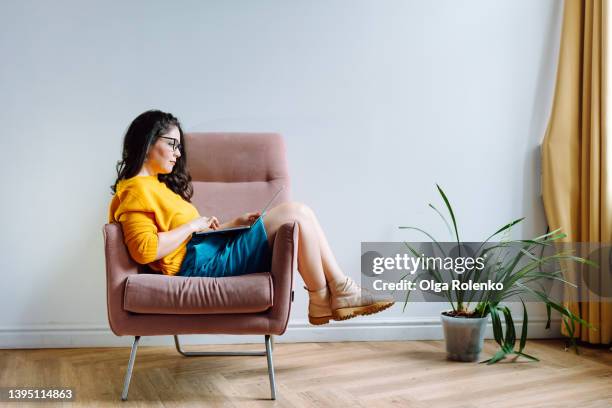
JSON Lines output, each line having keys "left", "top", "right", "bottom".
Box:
{"left": 299, "top": 204, "right": 345, "bottom": 283}
{"left": 262, "top": 201, "right": 344, "bottom": 290}
{"left": 263, "top": 201, "right": 394, "bottom": 324}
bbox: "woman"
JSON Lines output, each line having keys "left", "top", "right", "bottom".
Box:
{"left": 108, "top": 109, "right": 394, "bottom": 325}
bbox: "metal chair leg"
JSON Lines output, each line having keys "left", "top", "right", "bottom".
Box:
{"left": 173, "top": 335, "right": 277, "bottom": 400}
{"left": 173, "top": 335, "right": 265, "bottom": 356}
{"left": 265, "top": 334, "right": 277, "bottom": 400}
{"left": 121, "top": 336, "right": 140, "bottom": 401}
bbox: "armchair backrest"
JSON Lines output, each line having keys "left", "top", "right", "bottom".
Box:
{"left": 184, "top": 132, "right": 291, "bottom": 221}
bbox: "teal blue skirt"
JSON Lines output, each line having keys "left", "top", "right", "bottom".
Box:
{"left": 177, "top": 216, "right": 272, "bottom": 277}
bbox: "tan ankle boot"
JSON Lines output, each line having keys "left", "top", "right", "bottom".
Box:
{"left": 305, "top": 285, "right": 332, "bottom": 325}
{"left": 329, "top": 276, "right": 395, "bottom": 321}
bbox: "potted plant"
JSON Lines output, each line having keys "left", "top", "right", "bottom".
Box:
{"left": 398, "top": 184, "right": 596, "bottom": 364}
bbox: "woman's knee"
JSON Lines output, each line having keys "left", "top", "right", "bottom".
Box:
{"left": 269, "top": 202, "right": 312, "bottom": 228}
{"left": 282, "top": 201, "right": 313, "bottom": 219}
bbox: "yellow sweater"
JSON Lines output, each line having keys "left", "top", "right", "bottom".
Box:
{"left": 108, "top": 175, "right": 201, "bottom": 276}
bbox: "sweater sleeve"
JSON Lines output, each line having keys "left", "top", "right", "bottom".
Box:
{"left": 117, "top": 211, "right": 159, "bottom": 264}
{"left": 112, "top": 188, "right": 159, "bottom": 265}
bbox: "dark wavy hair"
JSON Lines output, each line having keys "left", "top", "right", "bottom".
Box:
{"left": 110, "top": 109, "right": 194, "bottom": 202}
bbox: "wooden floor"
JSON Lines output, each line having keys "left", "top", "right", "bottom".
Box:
{"left": 1, "top": 339, "right": 610, "bottom": 407}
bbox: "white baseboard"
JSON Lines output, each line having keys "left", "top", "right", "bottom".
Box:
{"left": 0, "top": 317, "right": 561, "bottom": 349}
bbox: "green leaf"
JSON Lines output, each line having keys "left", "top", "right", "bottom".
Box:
{"left": 562, "top": 317, "right": 579, "bottom": 354}
{"left": 435, "top": 184, "right": 460, "bottom": 245}
{"left": 486, "top": 349, "right": 508, "bottom": 365}
{"left": 501, "top": 306, "right": 516, "bottom": 351}
{"left": 546, "top": 298, "right": 594, "bottom": 329}
{"left": 402, "top": 298, "right": 409, "bottom": 313}
{"left": 515, "top": 239, "right": 551, "bottom": 246}
{"left": 514, "top": 351, "right": 539, "bottom": 361}
{"left": 532, "top": 228, "right": 564, "bottom": 241}
{"left": 482, "top": 218, "right": 525, "bottom": 245}
{"left": 519, "top": 285, "right": 596, "bottom": 330}
{"left": 398, "top": 227, "right": 447, "bottom": 256}
{"left": 428, "top": 203, "right": 454, "bottom": 239}
{"left": 490, "top": 306, "right": 504, "bottom": 347}
{"left": 519, "top": 299, "right": 528, "bottom": 352}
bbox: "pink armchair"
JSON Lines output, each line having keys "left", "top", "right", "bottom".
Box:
{"left": 102, "top": 132, "right": 298, "bottom": 401}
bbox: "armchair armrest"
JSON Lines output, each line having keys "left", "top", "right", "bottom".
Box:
{"left": 267, "top": 221, "right": 299, "bottom": 334}
{"left": 103, "top": 223, "right": 140, "bottom": 335}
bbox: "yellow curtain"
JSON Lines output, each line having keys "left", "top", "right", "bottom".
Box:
{"left": 542, "top": 0, "right": 611, "bottom": 344}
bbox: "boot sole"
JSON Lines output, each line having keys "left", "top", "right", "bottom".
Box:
{"left": 308, "top": 315, "right": 333, "bottom": 325}
{"left": 332, "top": 301, "right": 395, "bottom": 321}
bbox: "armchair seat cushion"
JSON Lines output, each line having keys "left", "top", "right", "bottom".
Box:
{"left": 123, "top": 273, "right": 273, "bottom": 314}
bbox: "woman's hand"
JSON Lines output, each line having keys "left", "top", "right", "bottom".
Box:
{"left": 189, "top": 216, "right": 220, "bottom": 233}
{"left": 234, "top": 211, "right": 261, "bottom": 227}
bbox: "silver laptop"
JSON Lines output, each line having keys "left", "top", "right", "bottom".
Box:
{"left": 193, "top": 185, "right": 285, "bottom": 237}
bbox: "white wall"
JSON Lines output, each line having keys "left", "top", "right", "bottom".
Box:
{"left": 0, "top": 0, "right": 564, "bottom": 347}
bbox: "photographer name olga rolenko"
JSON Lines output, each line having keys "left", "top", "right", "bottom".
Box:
{"left": 373, "top": 279, "right": 504, "bottom": 292}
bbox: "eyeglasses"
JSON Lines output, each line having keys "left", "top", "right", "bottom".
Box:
{"left": 159, "top": 136, "right": 182, "bottom": 152}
